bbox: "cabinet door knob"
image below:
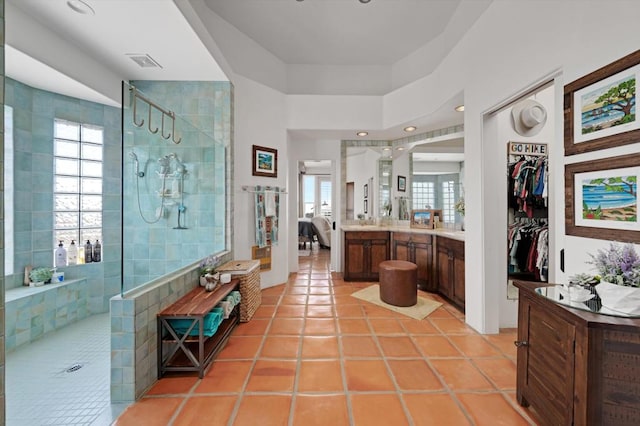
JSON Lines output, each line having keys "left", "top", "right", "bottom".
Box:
{"left": 513, "top": 340, "right": 529, "bottom": 347}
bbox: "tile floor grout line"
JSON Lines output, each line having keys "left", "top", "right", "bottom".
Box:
{"left": 362, "top": 297, "right": 418, "bottom": 425}
{"left": 286, "top": 279, "right": 308, "bottom": 426}
{"left": 225, "top": 299, "right": 276, "bottom": 426}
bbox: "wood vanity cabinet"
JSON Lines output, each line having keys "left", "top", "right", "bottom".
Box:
{"left": 435, "top": 237, "right": 465, "bottom": 309}
{"left": 391, "top": 232, "right": 434, "bottom": 291}
{"left": 514, "top": 280, "right": 640, "bottom": 426}
{"left": 343, "top": 231, "right": 390, "bottom": 281}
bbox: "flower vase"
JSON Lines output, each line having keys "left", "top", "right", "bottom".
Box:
{"left": 595, "top": 281, "right": 640, "bottom": 315}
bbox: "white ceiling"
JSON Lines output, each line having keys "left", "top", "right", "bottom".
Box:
{"left": 5, "top": 0, "right": 474, "bottom": 142}
{"left": 203, "top": 0, "right": 460, "bottom": 66}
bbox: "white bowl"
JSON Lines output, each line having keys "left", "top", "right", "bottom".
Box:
{"left": 220, "top": 273, "right": 231, "bottom": 284}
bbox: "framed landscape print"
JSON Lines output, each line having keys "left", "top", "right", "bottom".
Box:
{"left": 565, "top": 153, "right": 640, "bottom": 243}
{"left": 564, "top": 49, "right": 640, "bottom": 155}
{"left": 252, "top": 145, "right": 278, "bottom": 177}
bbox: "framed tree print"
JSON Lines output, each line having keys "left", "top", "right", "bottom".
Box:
{"left": 564, "top": 49, "right": 640, "bottom": 155}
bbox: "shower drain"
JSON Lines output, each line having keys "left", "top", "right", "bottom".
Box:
{"left": 65, "top": 363, "right": 84, "bottom": 373}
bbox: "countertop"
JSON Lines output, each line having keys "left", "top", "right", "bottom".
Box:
{"left": 341, "top": 224, "right": 465, "bottom": 241}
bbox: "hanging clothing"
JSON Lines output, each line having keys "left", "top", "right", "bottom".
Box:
{"left": 508, "top": 156, "right": 548, "bottom": 217}
{"left": 507, "top": 219, "right": 548, "bottom": 282}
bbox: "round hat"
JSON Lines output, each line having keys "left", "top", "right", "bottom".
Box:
{"left": 511, "top": 99, "right": 547, "bottom": 137}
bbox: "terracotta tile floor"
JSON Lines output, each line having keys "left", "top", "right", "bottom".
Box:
{"left": 114, "top": 249, "right": 539, "bottom": 425}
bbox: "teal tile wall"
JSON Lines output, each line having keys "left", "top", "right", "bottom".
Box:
{"left": 4, "top": 78, "right": 122, "bottom": 318}
{"left": 1, "top": 1, "right": 7, "bottom": 421}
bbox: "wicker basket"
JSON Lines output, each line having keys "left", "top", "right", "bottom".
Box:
{"left": 216, "top": 260, "right": 261, "bottom": 322}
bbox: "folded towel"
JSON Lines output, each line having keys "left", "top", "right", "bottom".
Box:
{"left": 265, "top": 190, "right": 276, "bottom": 217}
{"left": 231, "top": 290, "right": 242, "bottom": 304}
{"left": 218, "top": 300, "right": 233, "bottom": 319}
{"left": 169, "top": 308, "right": 223, "bottom": 337}
{"left": 225, "top": 295, "right": 236, "bottom": 308}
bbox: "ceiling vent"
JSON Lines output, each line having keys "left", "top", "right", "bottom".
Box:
{"left": 126, "top": 54, "right": 163, "bottom": 69}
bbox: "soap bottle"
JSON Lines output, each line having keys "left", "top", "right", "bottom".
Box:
{"left": 84, "top": 240, "right": 93, "bottom": 263}
{"left": 55, "top": 241, "right": 68, "bottom": 267}
{"left": 68, "top": 240, "right": 78, "bottom": 265}
{"left": 93, "top": 239, "right": 101, "bottom": 262}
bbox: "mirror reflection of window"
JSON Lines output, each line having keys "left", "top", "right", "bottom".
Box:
{"left": 412, "top": 181, "right": 435, "bottom": 211}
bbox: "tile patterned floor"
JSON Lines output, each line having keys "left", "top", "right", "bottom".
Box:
{"left": 115, "top": 249, "right": 539, "bottom": 425}
{"left": 5, "top": 312, "right": 126, "bottom": 426}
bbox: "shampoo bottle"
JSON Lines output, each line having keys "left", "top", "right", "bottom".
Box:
{"left": 55, "top": 241, "right": 67, "bottom": 267}
{"left": 93, "top": 240, "right": 101, "bottom": 262}
{"left": 68, "top": 240, "right": 78, "bottom": 265}
{"left": 84, "top": 240, "right": 93, "bottom": 263}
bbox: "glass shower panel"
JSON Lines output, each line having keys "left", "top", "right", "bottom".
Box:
{"left": 121, "top": 82, "right": 227, "bottom": 295}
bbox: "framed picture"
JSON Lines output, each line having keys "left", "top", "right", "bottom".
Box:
{"left": 410, "top": 209, "right": 442, "bottom": 229}
{"left": 363, "top": 184, "right": 368, "bottom": 199}
{"left": 564, "top": 49, "right": 640, "bottom": 155}
{"left": 252, "top": 145, "right": 278, "bottom": 177}
{"left": 565, "top": 152, "right": 640, "bottom": 243}
{"left": 398, "top": 175, "right": 406, "bottom": 192}
{"left": 364, "top": 199, "right": 368, "bottom": 214}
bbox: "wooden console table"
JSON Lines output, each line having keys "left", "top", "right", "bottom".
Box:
{"left": 157, "top": 279, "right": 240, "bottom": 378}
{"left": 514, "top": 280, "right": 640, "bottom": 426}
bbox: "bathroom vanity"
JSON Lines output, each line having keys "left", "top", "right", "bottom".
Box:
{"left": 342, "top": 225, "right": 465, "bottom": 310}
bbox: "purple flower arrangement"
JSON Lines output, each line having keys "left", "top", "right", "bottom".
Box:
{"left": 589, "top": 242, "right": 640, "bottom": 288}
{"left": 199, "top": 254, "right": 221, "bottom": 276}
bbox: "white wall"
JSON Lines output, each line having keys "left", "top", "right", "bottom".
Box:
{"left": 233, "top": 75, "right": 289, "bottom": 288}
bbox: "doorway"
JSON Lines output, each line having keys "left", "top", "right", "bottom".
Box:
{"left": 298, "top": 161, "right": 333, "bottom": 256}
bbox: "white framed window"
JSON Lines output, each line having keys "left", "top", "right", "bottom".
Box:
{"left": 53, "top": 119, "right": 103, "bottom": 261}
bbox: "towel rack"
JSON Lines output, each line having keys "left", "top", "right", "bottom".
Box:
{"left": 241, "top": 185, "right": 288, "bottom": 194}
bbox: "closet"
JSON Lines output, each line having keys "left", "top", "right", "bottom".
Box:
{"left": 507, "top": 142, "right": 548, "bottom": 282}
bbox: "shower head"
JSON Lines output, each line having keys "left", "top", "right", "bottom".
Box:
{"left": 130, "top": 151, "right": 144, "bottom": 177}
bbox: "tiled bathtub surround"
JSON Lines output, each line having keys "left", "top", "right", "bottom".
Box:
{"left": 5, "top": 278, "right": 88, "bottom": 352}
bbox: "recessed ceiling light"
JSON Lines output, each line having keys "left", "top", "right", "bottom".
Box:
{"left": 382, "top": 147, "right": 391, "bottom": 151}
{"left": 455, "top": 105, "right": 465, "bottom": 112}
{"left": 397, "top": 147, "right": 405, "bottom": 151}
{"left": 356, "top": 131, "right": 368, "bottom": 137}
{"left": 403, "top": 126, "right": 417, "bottom": 132}
{"left": 67, "top": 0, "right": 95, "bottom": 15}
{"left": 359, "top": 0, "right": 372, "bottom": 3}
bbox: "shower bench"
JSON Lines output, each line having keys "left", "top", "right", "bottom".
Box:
{"left": 5, "top": 278, "right": 88, "bottom": 352}
{"left": 157, "top": 278, "right": 240, "bottom": 378}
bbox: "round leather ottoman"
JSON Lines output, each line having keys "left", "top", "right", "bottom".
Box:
{"left": 379, "top": 260, "right": 418, "bottom": 307}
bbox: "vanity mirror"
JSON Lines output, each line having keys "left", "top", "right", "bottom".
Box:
{"left": 341, "top": 130, "right": 465, "bottom": 224}
{"left": 343, "top": 140, "right": 393, "bottom": 221}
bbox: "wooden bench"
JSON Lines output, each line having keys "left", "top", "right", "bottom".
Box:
{"left": 157, "top": 279, "right": 239, "bottom": 378}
